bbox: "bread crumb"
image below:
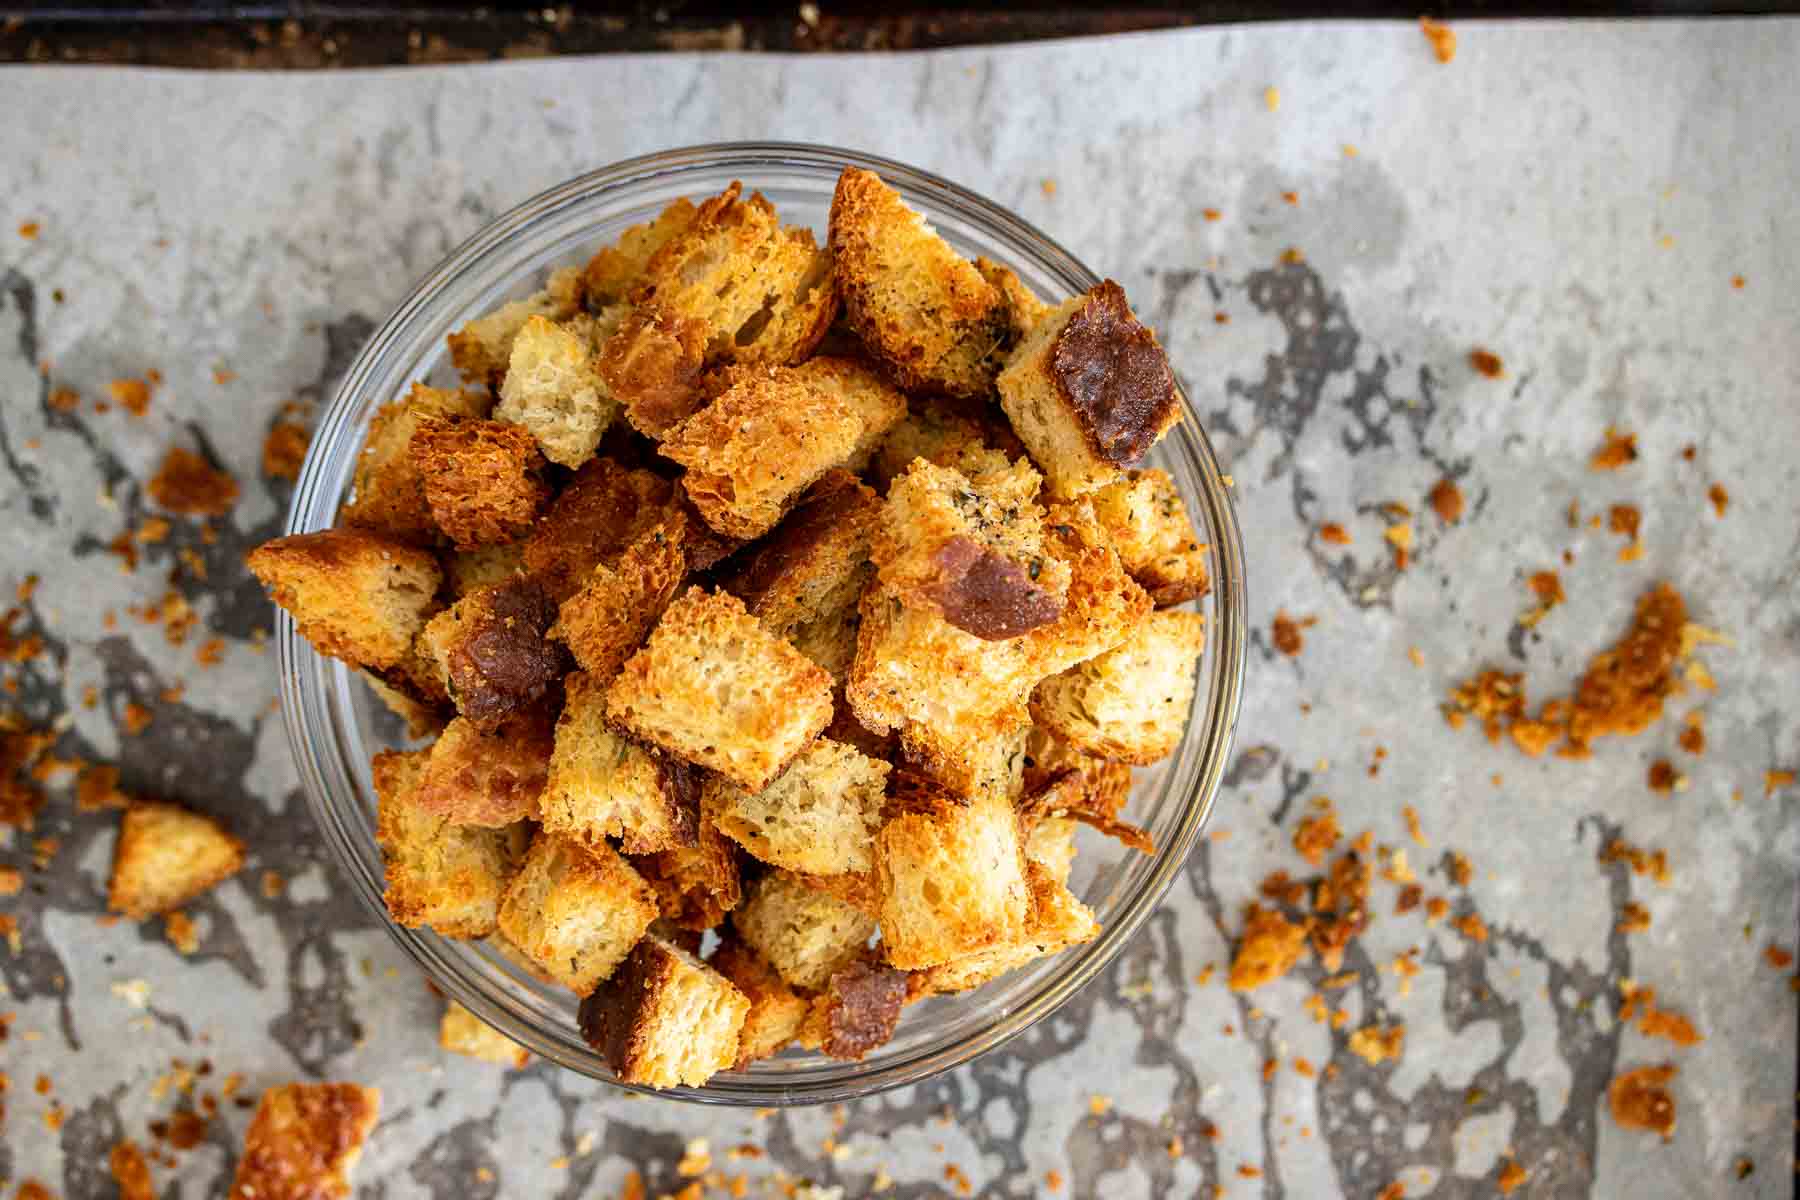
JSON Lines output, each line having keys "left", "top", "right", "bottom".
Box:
{"left": 1620, "top": 982, "right": 1703, "bottom": 1045}
{"left": 18, "top": 222, "right": 39, "bottom": 240}
{"left": 1319, "top": 522, "right": 1351, "bottom": 545}
{"left": 1618, "top": 903, "right": 1651, "bottom": 934}
{"left": 109, "top": 378, "right": 152, "bottom": 417}
{"left": 1271, "top": 611, "right": 1316, "bottom": 657}
{"left": 1590, "top": 428, "right": 1638, "bottom": 470}
{"left": 110, "top": 1139, "right": 154, "bottom": 1200}
{"left": 1402, "top": 806, "right": 1428, "bottom": 847}
{"left": 1377, "top": 1183, "right": 1406, "bottom": 1200}
{"left": 1406, "top": 645, "right": 1424, "bottom": 667}
{"left": 1203, "top": 208, "right": 1223, "bottom": 222}
{"left": 1040, "top": 179, "right": 1057, "bottom": 198}
{"left": 1264, "top": 86, "right": 1281, "bottom": 111}
{"left": 1609, "top": 1064, "right": 1676, "bottom": 1139}
{"left": 49, "top": 387, "right": 79, "bottom": 412}
{"left": 1293, "top": 809, "right": 1341, "bottom": 867}
{"left": 147, "top": 448, "right": 239, "bottom": 517}
{"left": 1384, "top": 522, "right": 1412, "bottom": 570}
{"left": 164, "top": 911, "right": 199, "bottom": 955}
{"left": 1088, "top": 1094, "right": 1112, "bottom": 1116}
{"left": 1279, "top": 247, "right": 1305, "bottom": 265}
{"left": 677, "top": 1138, "right": 712, "bottom": 1177}
{"left": 263, "top": 423, "right": 311, "bottom": 482}
{"left": 1228, "top": 905, "right": 1308, "bottom": 991}
{"left": 1764, "top": 768, "right": 1794, "bottom": 797}
{"left": 1468, "top": 348, "right": 1504, "bottom": 378}
{"left": 122, "top": 702, "right": 153, "bottom": 736}
{"left": 1044, "top": 1170, "right": 1064, "bottom": 1192}
{"left": 1705, "top": 483, "right": 1728, "bottom": 517}
{"left": 1451, "top": 911, "right": 1489, "bottom": 942}
{"left": 1348, "top": 1024, "right": 1405, "bottom": 1064}
{"left": 1494, "top": 1159, "right": 1528, "bottom": 1193}
{"left": 1731, "top": 274, "right": 1745, "bottom": 290}
{"left": 1281, "top": 190, "right": 1299, "bottom": 206}
{"left": 1427, "top": 477, "right": 1464, "bottom": 524}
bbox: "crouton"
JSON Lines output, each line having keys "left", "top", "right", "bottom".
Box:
{"left": 661, "top": 358, "right": 905, "bottom": 540}
{"left": 583, "top": 198, "right": 700, "bottom": 307}
{"left": 445, "top": 540, "right": 525, "bottom": 598}
{"left": 1023, "top": 815, "right": 1079, "bottom": 882}
{"left": 997, "top": 280, "right": 1182, "bottom": 498}
{"left": 497, "top": 832, "right": 660, "bottom": 995}
{"left": 788, "top": 586, "right": 869, "bottom": 686}
{"left": 446, "top": 266, "right": 583, "bottom": 387}
{"left": 828, "top": 167, "right": 1011, "bottom": 399}
{"left": 708, "top": 737, "right": 890, "bottom": 876}
{"left": 248, "top": 529, "right": 442, "bottom": 671}
{"left": 1018, "top": 744, "right": 1151, "bottom": 853}
{"left": 732, "top": 869, "right": 877, "bottom": 992}
{"left": 340, "top": 382, "right": 491, "bottom": 541}
{"left": 911, "top": 860, "right": 1098, "bottom": 995}
{"left": 1022, "top": 501, "right": 1155, "bottom": 677}
{"left": 440, "top": 999, "right": 531, "bottom": 1068}
{"left": 1031, "top": 609, "right": 1205, "bottom": 764}
{"left": 551, "top": 517, "right": 689, "bottom": 680}
{"left": 1227, "top": 904, "right": 1309, "bottom": 992}
{"left": 869, "top": 395, "right": 1026, "bottom": 493}
{"left": 709, "top": 933, "right": 811, "bottom": 1067}
{"left": 361, "top": 669, "right": 449, "bottom": 740}
{"left": 107, "top": 800, "right": 245, "bottom": 920}
{"left": 608, "top": 588, "right": 833, "bottom": 793}
{"left": 596, "top": 306, "right": 710, "bottom": 438}
{"left": 419, "top": 577, "right": 569, "bottom": 730}
{"left": 719, "top": 471, "right": 883, "bottom": 633}
{"left": 520, "top": 457, "right": 676, "bottom": 602}
{"left": 495, "top": 313, "right": 621, "bottom": 468}
{"left": 1088, "top": 468, "right": 1210, "bottom": 605}
{"left": 578, "top": 934, "right": 749, "bottom": 1088}
{"left": 229, "top": 1082, "right": 380, "bottom": 1200}
{"left": 374, "top": 748, "right": 522, "bottom": 938}
{"left": 543, "top": 671, "right": 698, "bottom": 855}
{"left": 875, "top": 785, "right": 1029, "bottom": 970}
{"left": 788, "top": 867, "right": 882, "bottom": 920}
{"left": 975, "top": 256, "right": 1056, "bottom": 341}
{"left": 412, "top": 416, "right": 551, "bottom": 549}
{"left": 630, "top": 812, "right": 743, "bottom": 931}
{"left": 794, "top": 956, "right": 909, "bottom": 1060}
{"left": 414, "top": 708, "right": 554, "bottom": 828}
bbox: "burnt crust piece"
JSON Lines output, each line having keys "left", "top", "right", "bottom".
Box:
{"left": 1051, "top": 280, "right": 1180, "bottom": 467}
{"left": 924, "top": 535, "right": 1063, "bottom": 641}
{"left": 816, "top": 958, "right": 909, "bottom": 1060}
{"left": 427, "top": 578, "right": 570, "bottom": 730}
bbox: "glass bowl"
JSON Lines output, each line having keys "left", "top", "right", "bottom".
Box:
{"left": 279, "top": 142, "right": 1247, "bottom": 1105}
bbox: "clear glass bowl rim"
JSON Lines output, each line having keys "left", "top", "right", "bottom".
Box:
{"left": 278, "top": 141, "right": 1248, "bottom": 1106}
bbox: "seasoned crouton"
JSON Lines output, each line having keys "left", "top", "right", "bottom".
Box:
{"left": 229, "top": 1082, "right": 380, "bottom": 1200}
{"left": 789, "top": 594, "right": 868, "bottom": 686}
{"left": 361, "top": 669, "right": 449, "bottom": 740}
{"left": 875, "top": 785, "right": 1029, "bottom": 970}
{"left": 910, "top": 860, "right": 1098, "bottom": 995}
{"left": 419, "top": 577, "right": 568, "bottom": 730}
{"left": 248, "top": 529, "right": 442, "bottom": 671}
{"left": 107, "top": 800, "right": 245, "bottom": 920}
{"left": 446, "top": 265, "right": 583, "bottom": 387}
{"left": 630, "top": 812, "right": 743, "bottom": 931}
{"left": 498, "top": 832, "right": 660, "bottom": 995}
{"left": 788, "top": 867, "right": 882, "bottom": 920}
{"left": 412, "top": 417, "right": 551, "bottom": 549}
{"left": 869, "top": 395, "right": 1026, "bottom": 493}
{"left": 374, "top": 748, "right": 523, "bottom": 938}
{"left": 521, "top": 457, "right": 676, "bottom": 602}
{"left": 1031, "top": 609, "right": 1205, "bottom": 764}
{"left": 794, "top": 956, "right": 909, "bottom": 1060}
{"left": 709, "top": 933, "right": 811, "bottom": 1068}
{"left": 596, "top": 306, "right": 710, "bottom": 438}
{"left": 719, "top": 471, "right": 883, "bottom": 633}
{"left": 543, "top": 671, "right": 697, "bottom": 855}
{"left": 414, "top": 708, "right": 554, "bottom": 827}
{"left": 829, "top": 167, "right": 1010, "bottom": 399}
{"left": 551, "top": 517, "right": 689, "bottom": 680}
{"left": 583, "top": 198, "right": 700, "bottom": 307}
{"left": 495, "top": 314, "right": 621, "bottom": 468}
{"left": 445, "top": 540, "right": 525, "bottom": 598}
{"left": 608, "top": 588, "right": 833, "bottom": 793}
{"left": 733, "top": 869, "right": 877, "bottom": 992}
{"left": 661, "top": 358, "right": 905, "bottom": 540}
{"left": 708, "top": 738, "right": 890, "bottom": 876}
{"left": 578, "top": 934, "right": 749, "bottom": 1088}
{"left": 1089, "top": 468, "right": 1210, "bottom": 605}
{"left": 975, "top": 256, "right": 1055, "bottom": 341}
{"left": 340, "top": 382, "right": 491, "bottom": 541}
{"left": 1018, "top": 743, "right": 1151, "bottom": 853}
{"left": 440, "top": 999, "right": 531, "bottom": 1068}
{"left": 1022, "top": 501, "right": 1155, "bottom": 677}
{"left": 997, "top": 279, "right": 1182, "bottom": 498}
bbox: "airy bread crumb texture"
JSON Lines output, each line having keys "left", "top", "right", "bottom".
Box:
{"left": 543, "top": 670, "right": 698, "bottom": 855}
{"left": 1031, "top": 608, "right": 1206, "bottom": 764}
{"left": 733, "top": 869, "right": 878, "bottom": 992}
{"left": 498, "top": 832, "right": 660, "bottom": 996}
{"left": 708, "top": 737, "right": 890, "bottom": 876}
{"left": 246, "top": 529, "right": 441, "bottom": 671}
{"left": 374, "top": 747, "right": 525, "bottom": 939}
{"left": 876, "top": 785, "right": 1030, "bottom": 970}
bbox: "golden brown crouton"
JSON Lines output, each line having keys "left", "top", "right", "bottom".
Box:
{"left": 412, "top": 416, "right": 551, "bottom": 549}
{"left": 447, "top": 266, "right": 584, "bottom": 387}
{"left": 608, "top": 588, "right": 834, "bottom": 793}
{"left": 374, "top": 748, "right": 523, "bottom": 939}
{"left": 498, "top": 832, "right": 660, "bottom": 995}
{"left": 495, "top": 313, "right": 621, "bottom": 469}
{"left": 582, "top": 198, "right": 700, "bottom": 307}
{"left": 440, "top": 999, "right": 531, "bottom": 1068}
{"left": 975, "top": 256, "right": 1056, "bottom": 341}
{"left": 793, "top": 956, "right": 909, "bottom": 1060}
{"left": 910, "top": 860, "right": 1098, "bottom": 995}
{"left": 732, "top": 869, "right": 877, "bottom": 992}
{"left": 578, "top": 934, "right": 750, "bottom": 1089}
{"left": 1019, "top": 730, "right": 1150, "bottom": 852}
{"left": 543, "top": 671, "right": 698, "bottom": 856}
{"left": 107, "top": 800, "right": 245, "bottom": 920}
{"left": 997, "top": 280, "right": 1182, "bottom": 498}
{"left": 709, "top": 933, "right": 811, "bottom": 1068}
{"left": 1088, "top": 468, "right": 1210, "bottom": 606}
{"left": 551, "top": 517, "right": 689, "bottom": 680}
{"left": 595, "top": 306, "right": 710, "bottom": 438}
{"left": 361, "top": 669, "right": 449, "bottom": 740}
{"left": 419, "top": 578, "right": 569, "bottom": 730}
{"left": 788, "top": 866, "right": 882, "bottom": 920}
{"left": 414, "top": 708, "right": 554, "bottom": 828}
{"left": 829, "top": 167, "right": 1011, "bottom": 399}
{"left": 444, "top": 540, "right": 526, "bottom": 598}
{"left": 1031, "top": 609, "right": 1205, "bottom": 764}
{"left": 869, "top": 395, "right": 1027, "bottom": 494}
{"left": 708, "top": 737, "right": 890, "bottom": 876}
{"left": 1022, "top": 501, "right": 1155, "bottom": 678}
{"left": 789, "top": 595, "right": 869, "bottom": 687}
{"left": 248, "top": 529, "right": 442, "bottom": 671}
{"left": 229, "top": 1082, "right": 380, "bottom": 1200}
{"left": 630, "top": 812, "right": 743, "bottom": 931}
{"left": 340, "top": 382, "right": 492, "bottom": 541}
{"left": 520, "top": 457, "right": 677, "bottom": 602}
{"left": 718, "top": 471, "right": 884, "bottom": 633}
{"left": 875, "top": 786, "right": 1029, "bottom": 970}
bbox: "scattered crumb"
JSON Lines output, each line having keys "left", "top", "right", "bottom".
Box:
{"left": 1602, "top": 839, "right": 1671, "bottom": 885}
{"left": 164, "top": 911, "right": 199, "bottom": 955}
{"left": 1319, "top": 522, "right": 1351, "bottom": 545}
{"left": 1294, "top": 808, "right": 1342, "bottom": 867}
{"left": 1264, "top": 86, "right": 1281, "bottom": 111}
{"left": 1279, "top": 247, "right": 1305, "bottom": 265}
{"left": 108, "top": 378, "right": 152, "bottom": 417}
{"left": 1167, "top": 1135, "right": 1183, "bottom": 1158}
{"left": 1271, "top": 611, "right": 1317, "bottom": 657}
{"left": 1731, "top": 274, "right": 1745, "bottom": 290}
{"left": 1591, "top": 428, "right": 1639, "bottom": 471}
{"left": 49, "top": 387, "right": 80, "bottom": 412}
{"left": 110, "top": 1139, "right": 154, "bottom": 1200}
{"left": 122, "top": 702, "right": 153, "bottom": 735}
{"left": 1281, "top": 190, "right": 1299, "bottom": 206}
{"left": 1402, "top": 806, "right": 1428, "bottom": 847}
{"left": 261, "top": 870, "right": 285, "bottom": 898}
{"left": 1764, "top": 945, "right": 1792, "bottom": 970}
{"left": 1468, "top": 348, "right": 1504, "bottom": 379}
{"left": 262, "top": 423, "right": 311, "bottom": 482}
{"left": 1452, "top": 911, "right": 1489, "bottom": 942}
{"left": 1228, "top": 905, "right": 1308, "bottom": 991}
{"left": 676, "top": 1138, "right": 712, "bottom": 1178}
{"left": 1618, "top": 903, "right": 1651, "bottom": 934}
{"left": 1343, "top": 143, "right": 1359, "bottom": 157}
{"left": 1348, "top": 1024, "right": 1405, "bottom": 1065}
{"left": 1520, "top": 570, "right": 1564, "bottom": 628}
{"left": 1496, "top": 1159, "right": 1528, "bottom": 1193}
{"left": 147, "top": 448, "right": 239, "bottom": 518}
{"left": 1706, "top": 484, "right": 1728, "bottom": 517}
{"left": 1427, "top": 477, "right": 1464, "bottom": 524}
{"left": 1419, "top": 15, "right": 1456, "bottom": 61}
{"left": 1238, "top": 1164, "right": 1263, "bottom": 1179}
{"left": 1620, "top": 982, "right": 1704, "bottom": 1046}
{"left": 1609, "top": 1064, "right": 1677, "bottom": 1139}
{"left": 1203, "top": 208, "right": 1223, "bottom": 222}
{"left": 76, "top": 764, "right": 127, "bottom": 811}
{"left": 1765, "top": 769, "right": 1794, "bottom": 797}
{"left": 1040, "top": 179, "right": 1057, "bottom": 198}
{"left": 1385, "top": 522, "right": 1412, "bottom": 570}
{"left": 18, "top": 222, "right": 40, "bottom": 240}
{"left": 1292, "top": 1057, "right": 1314, "bottom": 1077}
{"left": 1044, "top": 1170, "right": 1064, "bottom": 1192}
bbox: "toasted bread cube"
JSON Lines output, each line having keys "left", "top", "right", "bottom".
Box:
{"left": 361, "top": 670, "right": 448, "bottom": 740}
{"left": 445, "top": 540, "right": 526, "bottom": 598}
{"left": 578, "top": 934, "right": 749, "bottom": 1088}
{"left": 608, "top": 588, "right": 833, "bottom": 793}
{"left": 788, "top": 867, "right": 882, "bottom": 920}
{"left": 875, "top": 786, "right": 1029, "bottom": 970}
{"left": 1089, "top": 469, "right": 1210, "bottom": 606}
{"left": 595, "top": 305, "right": 710, "bottom": 439}
{"left": 793, "top": 957, "right": 909, "bottom": 1060}
{"left": 495, "top": 314, "right": 621, "bottom": 468}
{"left": 107, "top": 800, "right": 245, "bottom": 920}
{"left": 708, "top": 738, "right": 890, "bottom": 876}
{"left": 583, "top": 198, "right": 700, "bottom": 307}
{"left": 732, "top": 869, "right": 876, "bottom": 992}
{"left": 709, "top": 934, "right": 811, "bottom": 1068}
{"left": 828, "top": 167, "right": 1011, "bottom": 400}
{"left": 870, "top": 396, "right": 1025, "bottom": 493}
{"left": 789, "top": 591, "right": 868, "bottom": 686}
{"left": 419, "top": 578, "right": 568, "bottom": 730}
{"left": 661, "top": 358, "right": 904, "bottom": 540}
{"left": 911, "top": 860, "right": 1098, "bottom": 995}
{"left": 719, "top": 471, "right": 883, "bottom": 633}
{"left": 411, "top": 416, "right": 551, "bottom": 549}
{"left": 1021, "top": 501, "right": 1155, "bottom": 677}
{"left": 440, "top": 999, "right": 531, "bottom": 1068}
{"left": 415, "top": 709, "right": 553, "bottom": 828}
{"left": 997, "top": 280, "right": 1182, "bottom": 498}
{"left": 229, "top": 1082, "right": 380, "bottom": 1200}
{"left": 447, "top": 265, "right": 583, "bottom": 386}
{"left": 543, "top": 671, "right": 698, "bottom": 855}
{"left": 498, "top": 833, "right": 659, "bottom": 995}
{"left": 374, "top": 748, "right": 522, "bottom": 938}
{"left": 340, "top": 382, "right": 491, "bottom": 541}
{"left": 1031, "top": 609, "right": 1205, "bottom": 764}
{"left": 248, "top": 529, "right": 442, "bottom": 671}
{"left": 521, "top": 457, "right": 677, "bottom": 602}
{"left": 551, "top": 517, "right": 689, "bottom": 680}
{"left": 630, "top": 812, "right": 743, "bottom": 931}
{"left": 975, "top": 256, "right": 1055, "bottom": 341}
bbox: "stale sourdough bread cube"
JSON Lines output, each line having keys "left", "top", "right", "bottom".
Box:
{"left": 869, "top": 394, "right": 1025, "bottom": 494}
{"left": 579, "top": 934, "right": 750, "bottom": 1089}
{"left": 911, "top": 860, "right": 1098, "bottom": 995}
{"left": 582, "top": 197, "right": 700, "bottom": 307}
{"left": 107, "top": 800, "right": 245, "bottom": 921}
{"left": 446, "top": 265, "right": 583, "bottom": 387}
{"left": 339, "top": 382, "right": 491, "bottom": 542}
{"left": 707, "top": 737, "right": 890, "bottom": 876}
{"left": 607, "top": 588, "right": 833, "bottom": 793}
{"left": 1031, "top": 608, "right": 1206, "bottom": 764}
{"left": 718, "top": 470, "right": 883, "bottom": 633}
{"left": 828, "top": 167, "right": 1011, "bottom": 400}
{"left": 732, "top": 869, "right": 876, "bottom": 993}
{"left": 875, "top": 785, "right": 1029, "bottom": 970}
{"left": 630, "top": 812, "right": 743, "bottom": 932}
{"left": 794, "top": 956, "right": 910, "bottom": 1061}
{"left": 660, "top": 358, "right": 905, "bottom": 541}
{"left": 551, "top": 516, "right": 689, "bottom": 680}
{"left": 997, "top": 279, "right": 1182, "bottom": 499}
{"left": 420, "top": 577, "right": 569, "bottom": 730}
{"left": 1088, "top": 468, "right": 1210, "bottom": 606}
{"left": 413, "top": 708, "right": 554, "bottom": 828}
{"left": 495, "top": 313, "right": 621, "bottom": 469}
{"left": 440, "top": 999, "right": 531, "bottom": 1069}
{"left": 411, "top": 416, "right": 551, "bottom": 550}
{"left": 229, "top": 1082, "right": 381, "bottom": 1200}
{"left": 373, "top": 749, "right": 523, "bottom": 939}
{"left": 543, "top": 671, "right": 698, "bottom": 856}
{"left": 709, "top": 933, "right": 811, "bottom": 1068}
{"left": 248, "top": 529, "right": 441, "bottom": 671}
{"left": 520, "top": 456, "right": 676, "bottom": 603}
{"left": 498, "top": 832, "right": 659, "bottom": 996}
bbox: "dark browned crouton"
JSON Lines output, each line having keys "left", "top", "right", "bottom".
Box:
{"left": 551, "top": 516, "right": 689, "bottom": 680}
{"left": 340, "top": 382, "right": 491, "bottom": 541}
{"left": 795, "top": 956, "right": 909, "bottom": 1060}
{"left": 413, "top": 708, "right": 554, "bottom": 827}
{"left": 520, "top": 457, "right": 676, "bottom": 602}
{"left": 412, "top": 417, "right": 551, "bottom": 549}
{"left": 579, "top": 934, "right": 750, "bottom": 1088}
{"left": 718, "top": 471, "right": 883, "bottom": 633}
{"left": 419, "top": 577, "right": 568, "bottom": 730}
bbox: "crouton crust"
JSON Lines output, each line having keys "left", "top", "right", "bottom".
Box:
{"left": 975, "top": 256, "right": 1055, "bottom": 341}
{"left": 550, "top": 516, "right": 689, "bottom": 680}
{"left": 229, "top": 1082, "right": 381, "bottom": 1200}
{"left": 1031, "top": 608, "right": 1205, "bottom": 764}
{"left": 414, "top": 709, "right": 554, "bottom": 828}
{"left": 718, "top": 470, "right": 883, "bottom": 633}
{"left": 340, "top": 382, "right": 492, "bottom": 541}
{"left": 869, "top": 395, "right": 1027, "bottom": 494}
{"left": 578, "top": 934, "right": 750, "bottom": 1088}
{"left": 420, "top": 577, "right": 569, "bottom": 731}
{"left": 1088, "top": 468, "right": 1211, "bottom": 606}
{"left": 248, "top": 529, "right": 442, "bottom": 671}
{"left": 796, "top": 956, "right": 909, "bottom": 1060}
{"left": 374, "top": 748, "right": 523, "bottom": 938}
{"left": 630, "top": 811, "right": 743, "bottom": 931}
{"left": 411, "top": 416, "right": 551, "bottom": 550}
{"left": 582, "top": 198, "right": 700, "bottom": 307}
{"left": 910, "top": 859, "right": 1098, "bottom": 995}
{"left": 446, "top": 266, "right": 583, "bottom": 387}
{"left": 497, "top": 832, "right": 660, "bottom": 996}
{"left": 543, "top": 671, "right": 698, "bottom": 856}
{"left": 597, "top": 305, "right": 710, "bottom": 439}
{"left": 709, "top": 933, "right": 811, "bottom": 1068}
{"left": 107, "top": 800, "right": 245, "bottom": 920}
{"left": 521, "top": 457, "right": 677, "bottom": 603}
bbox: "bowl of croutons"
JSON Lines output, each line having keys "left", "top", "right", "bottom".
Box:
{"left": 258, "top": 143, "right": 1247, "bottom": 1103}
